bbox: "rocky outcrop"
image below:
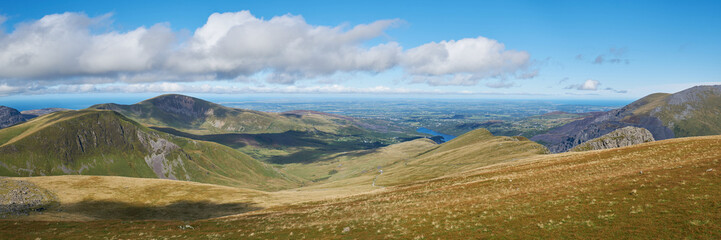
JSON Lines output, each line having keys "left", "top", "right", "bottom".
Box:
{"left": 532, "top": 85, "right": 721, "bottom": 153}
{"left": 570, "top": 127, "right": 655, "bottom": 152}
{"left": 0, "top": 106, "right": 27, "bottom": 129}
{"left": 531, "top": 104, "right": 672, "bottom": 153}
{"left": 0, "top": 178, "right": 57, "bottom": 217}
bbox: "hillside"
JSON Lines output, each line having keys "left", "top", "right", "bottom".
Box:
{"left": 3, "top": 176, "right": 268, "bottom": 221}
{"left": 375, "top": 128, "right": 549, "bottom": 186}
{"left": 0, "top": 106, "right": 27, "bottom": 129}
{"left": 570, "top": 126, "right": 655, "bottom": 152}
{"left": 90, "top": 94, "right": 391, "bottom": 135}
{"left": 532, "top": 85, "right": 721, "bottom": 152}
{"left": 3, "top": 131, "right": 719, "bottom": 239}
{"left": 90, "top": 94, "right": 413, "bottom": 163}
{"left": 0, "top": 110, "right": 297, "bottom": 191}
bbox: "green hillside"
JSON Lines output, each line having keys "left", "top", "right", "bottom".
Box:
{"left": 0, "top": 110, "right": 297, "bottom": 191}
{"left": 650, "top": 86, "right": 721, "bottom": 137}
{"left": 90, "top": 94, "right": 414, "bottom": 163}
{"left": 91, "top": 94, "right": 389, "bottom": 135}
{"left": 375, "top": 128, "right": 549, "bottom": 186}
{"left": 4, "top": 130, "right": 720, "bottom": 239}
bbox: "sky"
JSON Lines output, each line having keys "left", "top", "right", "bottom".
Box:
{"left": 0, "top": 0, "right": 719, "bottom": 102}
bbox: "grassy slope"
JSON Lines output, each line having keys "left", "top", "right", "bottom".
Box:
{"left": 655, "top": 93, "right": 721, "bottom": 138}
{"left": 92, "top": 95, "right": 412, "bottom": 164}
{"left": 376, "top": 129, "right": 549, "bottom": 186}
{"left": 8, "top": 176, "right": 267, "bottom": 221}
{"left": 280, "top": 138, "right": 438, "bottom": 184}
{"left": 1, "top": 135, "right": 719, "bottom": 238}
{"left": 622, "top": 88, "right": 721, "bottom": 138}
{"left": 0, "top": 110, "right": 297, "bottom": 191}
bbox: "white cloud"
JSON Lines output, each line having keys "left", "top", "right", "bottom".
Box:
{"left": 0, "top": 13, "right": 174, "bottom": 79}
{"left": 563, "top": 79, "right": 627, "bottom": 93}
{"left": 579, "top": 79, "right": 599, "bottom": 90}
{"left": 0, "top": 83, "right": 19, "bottom": 96}
{"left": 565, "top": 79, "right": 600, "bottom": 90}
{"left": 166, "top": 11, "right": 402, "bottom": 83}
{"left": 0, "top": 11, "right": 537, "bottom": 94}
{"left": 401, "top": 36, "right": 530, "bottom": 85}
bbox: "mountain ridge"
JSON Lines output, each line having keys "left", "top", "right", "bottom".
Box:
{"left": 0, "top": 106, "right": 27, "bottom": 129}
{"left": 532, "top": 85, "right": 721, "bottom": 152}
{"left": 0, "top": 109, "right": 298, "bottom": 190}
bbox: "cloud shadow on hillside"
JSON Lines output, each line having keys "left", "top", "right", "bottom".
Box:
{"left": 59, "top": 200, "right": 261, "bottom": 221}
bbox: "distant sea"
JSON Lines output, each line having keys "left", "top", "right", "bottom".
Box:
{"left": 0, "top": 94, "right": 633, "bottom": 112}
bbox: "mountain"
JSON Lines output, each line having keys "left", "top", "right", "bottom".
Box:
{"left": 90, "top": 94, "right": 413, "bottom": 163}
{"left": 0, "top": 110, "right": 297, "bottom": 190}
{"left": 90, "top": 94, "right": 380, "bottom": 135}
{"left": 532, "top": 85, "right": 721, "bottom": 152}
{"left": 0, "top": 106, "right": 28, "bottom": 129}
{"left": 7, "top": 131, "right": 720, "bottom": 238}
{"left": 375, "top": 128, "right": 549, "bottom": 186}
{"left": 570, "top": 126, "right": 654, "bottom": 152}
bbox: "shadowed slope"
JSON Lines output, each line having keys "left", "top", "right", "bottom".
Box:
{"left": 3, "top": 133, "right": 719, "bottom": 239}
{"left": 533, "top": 85, "right": 721, "bottom": 153}
{"left": 91, "top": 94, "right": 414, "bottom": 163}
{"left": 0, "top": 110, "right": 297, "bottom": 190}
{"left": 10, "top": 176, "right": 266, "bottom": 221}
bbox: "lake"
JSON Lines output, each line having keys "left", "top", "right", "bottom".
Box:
{"left": 416, "top": 127, "right": 456, "bottom": 143}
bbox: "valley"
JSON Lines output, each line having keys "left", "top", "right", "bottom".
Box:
{"left": 1, "top": 2, "right": 718, "bottom": 238}
{"left": 1, "top": 85, "right": 720, "bottom": 239}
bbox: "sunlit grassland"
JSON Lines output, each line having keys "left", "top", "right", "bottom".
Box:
{"left": 2, "top": 135, "right": 718, "bottom": 239}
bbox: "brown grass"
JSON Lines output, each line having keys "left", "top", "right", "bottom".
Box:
{"left": 2, "top": 135, "right": 720, "bottom": 239}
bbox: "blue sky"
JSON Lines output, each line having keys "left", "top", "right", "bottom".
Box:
{"left": 0, "top": 0, "right": 719, "bottom": 101}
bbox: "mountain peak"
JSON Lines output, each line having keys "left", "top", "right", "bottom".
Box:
{"left": 140, "top": 94, "right": 221, "bottom": 119}
{"left": 0, "top": 106, "right": 28, "bottom": 129}
{"left": 667, "top": 85, "right": 721, "bottom": 106}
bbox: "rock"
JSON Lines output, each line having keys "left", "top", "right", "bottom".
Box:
{"left": 570, "top": 127, "right": 655, "bottom": 152}
{"left": 0, "top": 178, "right": 57, "bottom": 217}
{"left": 533, "top": 85, "right": 721, "bottom": 153}
{"left": 342, "top": 227, "right": 350, "bottom": 233}
{"left": 0, "top": 106, "right": 28, "bottom": 129}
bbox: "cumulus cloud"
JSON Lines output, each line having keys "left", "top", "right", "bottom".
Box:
{"left": 565, "top": 79, "right": 600, "bottom": 90}
{"left": 564, "top": 79, "right": 626, "bottom": 93}
{"left": 402, "top": 36, "right": 531, "bottom": 85}
{"left": 0, "top": 11, "right": 536, "bottom": 94}
{"left": 167, "top": 11, "right": 403, "bottom": 83}
{"left": 0, "top": 13, "right": 175, "bottom": 79}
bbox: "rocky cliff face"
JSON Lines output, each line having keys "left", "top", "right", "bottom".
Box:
{"left": 530, "top": 96, "right": 673, "bottom": 153}
{"left": 532, "top": 85, "right": 721, "bottom": 153}
{"left": 0, "top": 106, "right": 27, "bottom": 129}
{"left": 570, "top": 126, "right": 655, "bottom": 152}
